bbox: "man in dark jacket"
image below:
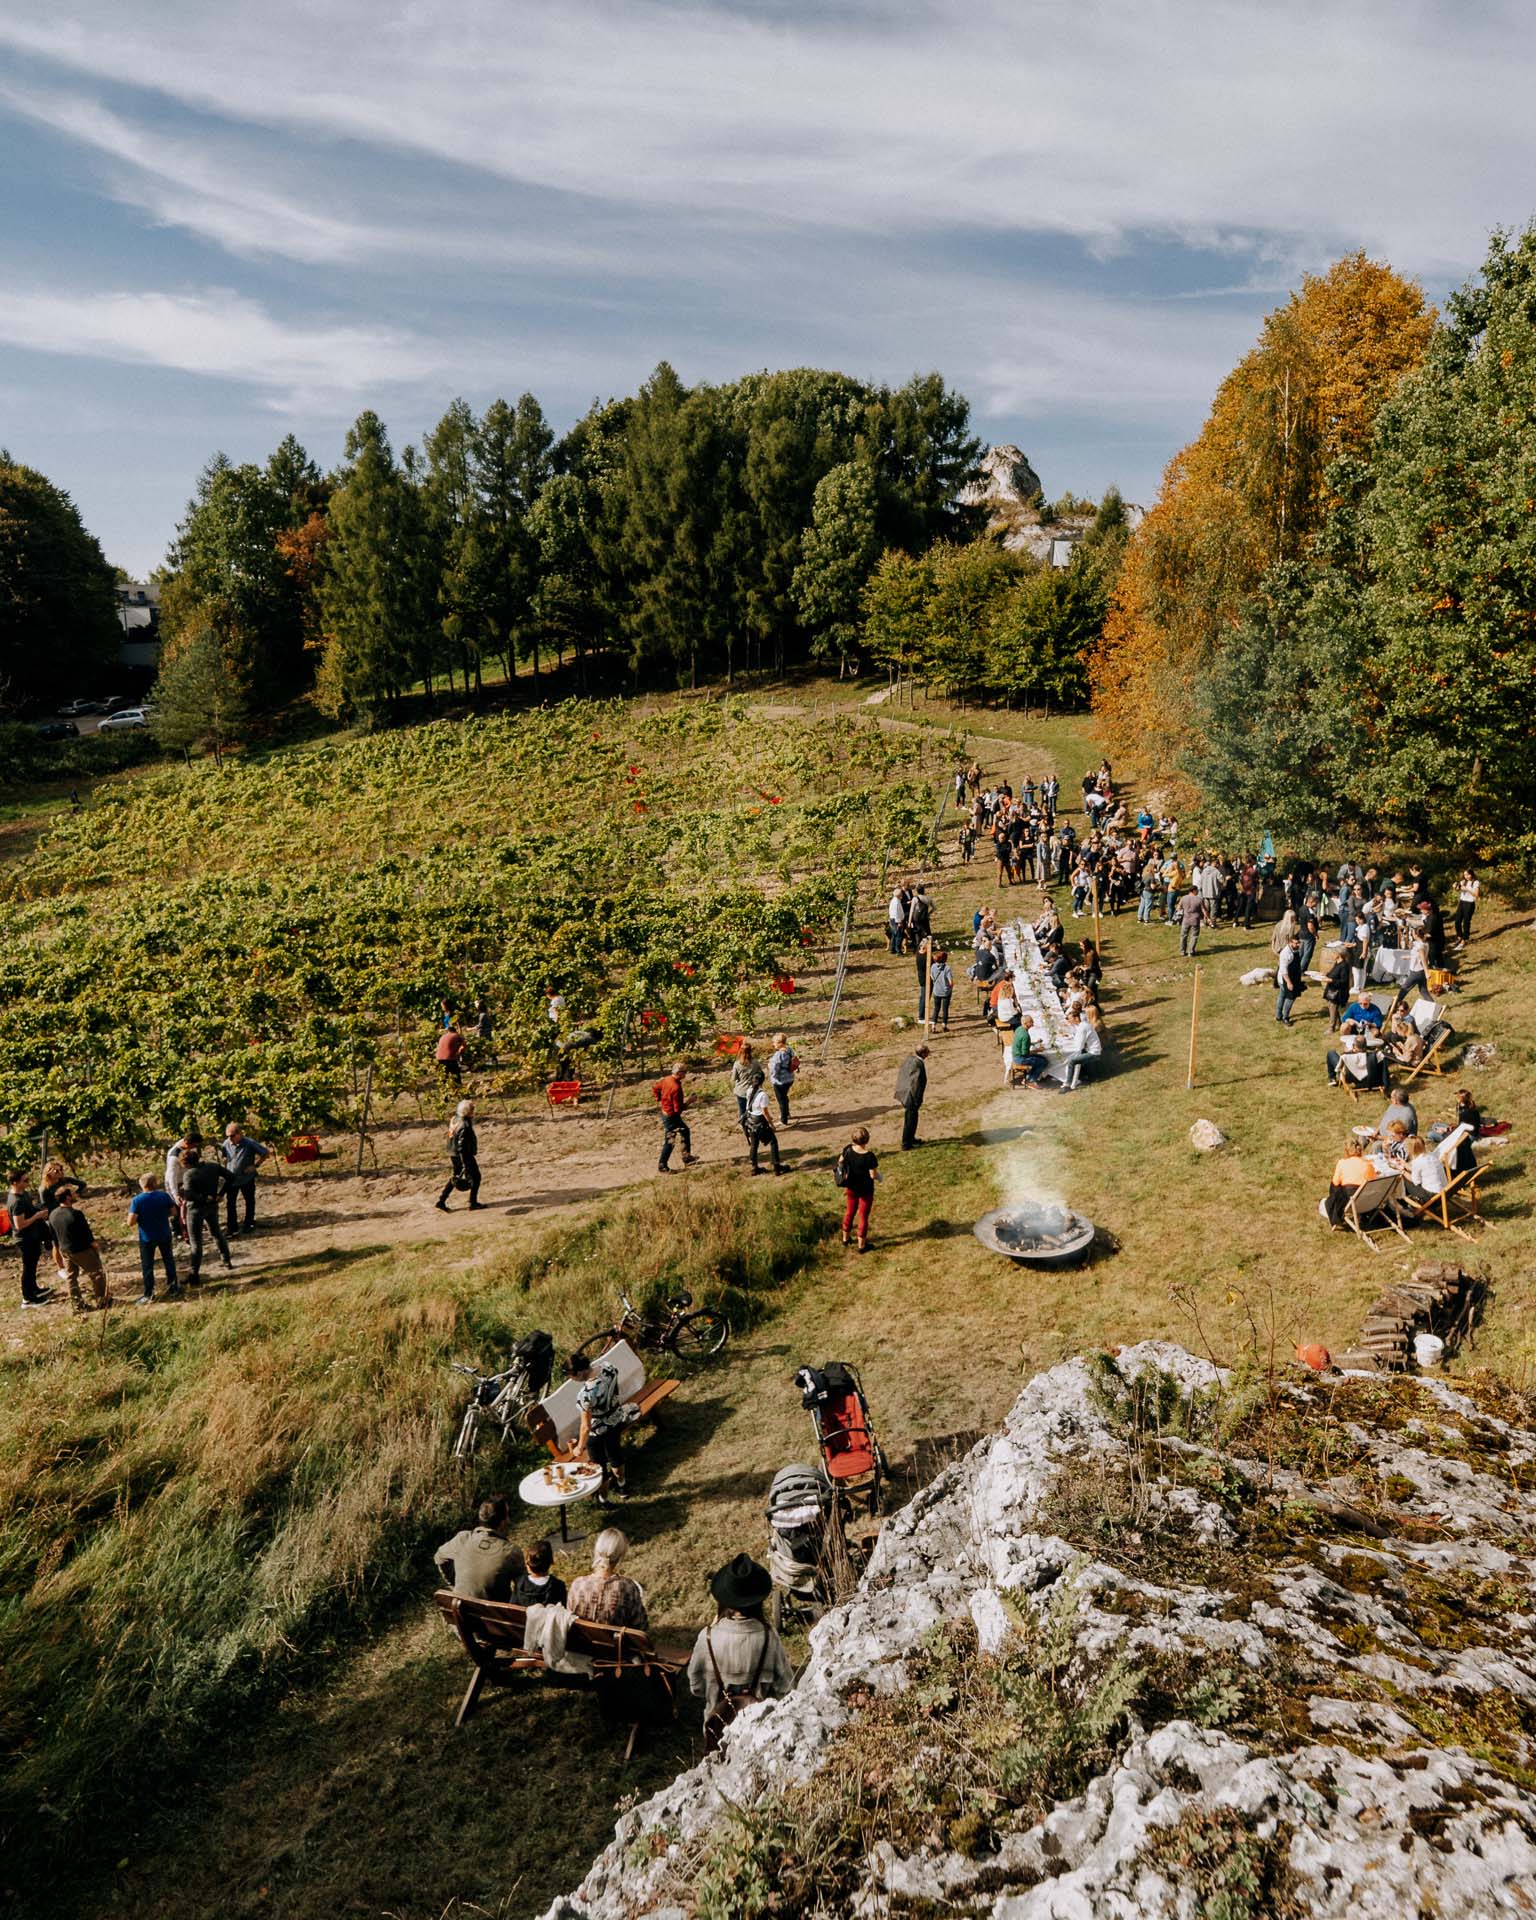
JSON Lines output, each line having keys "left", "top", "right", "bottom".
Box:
{"left": 181, "top": 1148, "right": 234, "bottom": 1284}
{"left": 895, "top": 1046, "right": 930, "bottom": 1150}
{"left": 433, "top": 1495, "right": 525, "bottom": 1601}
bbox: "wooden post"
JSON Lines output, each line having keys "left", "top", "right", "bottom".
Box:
{"left": 1186, "top": 967, "right": 1202, "bottom": 1091}
{"left": 1091, "top": 875, "right": 1102, "bottom": 959}
{"left": 355, "top": 1065, "right": 373, "bottom": 1174}
{"left": 924, "top": 940, "right": 934, "bottom": 1040}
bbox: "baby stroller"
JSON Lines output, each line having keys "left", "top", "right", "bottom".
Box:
{"left": 765, "top": 1464, "right": 831, "bottom": 1632}
{"left": 794, "top": 1361, "right": 890, "bottom": 1517}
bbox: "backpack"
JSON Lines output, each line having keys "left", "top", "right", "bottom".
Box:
{"left": 702, "top": 1627, "right": 770, "bottom": 1753}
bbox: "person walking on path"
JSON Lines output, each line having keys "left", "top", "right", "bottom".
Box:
{"left": 180, "top": 1147, "right": 234, "bottom": 1285}
{"left": 653, "top": 1062, "right": 699, "bottom": 1172}
{"left": 895, "top": 1045, "right": 930, "bottom": 1150}
{"left": 928, "top": 951, "right": 953, "bottom": 1030}
{"left": 436, "top": 1099, "right": 485, "bottom": 1210}
{"left": 1275, "top": 936, "right": 1305, "bottom": 1027}
{"left": 730, "top": 1044, "right": 764, "bottom": 1129}
{"left": 836, "top": 1127, "right": 880, "bottom": 1252}
{"left": 222, "top": 1123, "right": 271, "bottom": 1236}
{"left": 1176, "top": 885, "right": 1210, "bottom": 958}
{"left": 766, "top": 1033, "right": 799, "bottom": 1124}
{"left": 6, "top": 1172, "right": 54, "bottom": 1308}
{"left": 48, "top": 1187, "right": 109, "bottom": 1314}
{"left": 742, "top": 1083, "right": 785, "bottom": 1175}
{"left": 128, "top": 1172, "right": 180, "bottom": 1303}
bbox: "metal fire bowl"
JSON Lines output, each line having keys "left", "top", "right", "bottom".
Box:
{"left": 974, "top": 1203, "right": 1097, "bottom": 1269}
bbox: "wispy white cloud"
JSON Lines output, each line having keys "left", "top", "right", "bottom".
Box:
{"left": 0, "top": 285, "right": 437, "bottom": 409}
{"left": 0, "top": 0, "right": 1529, "bottom": 276}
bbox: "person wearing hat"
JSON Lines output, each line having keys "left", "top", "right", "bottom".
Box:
{"left": 686, "top": 1553, "right": 794, "bottom": 1726}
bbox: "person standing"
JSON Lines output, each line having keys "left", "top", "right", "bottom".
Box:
{"left": 652, "top": 1062, "right": 698, "bottom": 1172}
{"left": 928, "top": 951, "right": 953, "bottom": 1031}
{"left": 180, "top": 1147, "right": 234, "bottom": 1284}
{"left": 472, "top": 996, "right": 495, "bottom": 1063}
{"left": 222, "top": 1123, "right": 270, "bottom": 1236}
{"left": 743, "top": 1083, "right": 784, "bottom": 1176}
{"left": 886, "top": 884, "right": 909, "bottom": 954}
{"left": 564, "top": 1355, "right": 631, "bottom": 1504}
{"left": 836, "top": 1126, "right": 880, "bottom": 1252}
{"left": 730, "top": 1044, "right": 763, "bottom": 1129}
{"left": 128, "top": 1172, "right": 180, "bottom": 1303}
{"left": 766, "top": 1033, "right": 799, "bottom": 1124}
{"left": 894, "top": 1045, "right": 930, "bottom": 1150}
{"left": 6, "top": 1172, "right": 53, "bottom": 1308}
{"left": 1176, "top": 885, "right": 1209, "bottom": 958}
{"left": 687, "top": 1553, "right": 794, "bottom": 1738}
{"left": 48, "top": 1187, "right": 109, "bottom": 1314}
{"left": 164, "top": 1128, "right": 198, "bottom": 1241}
{"left": 435, "top": 1023, "right": 465, "bottom": 1085}
{"left": 1275, "top": 936, "right": 1305, "bottom": 1027}
{"left": 1453, "top": 871, "right": 1480, "bottom": 946}
{"left": 436, "top": 1099, "right": 485, "bottom": 1211}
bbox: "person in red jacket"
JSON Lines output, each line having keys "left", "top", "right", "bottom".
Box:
{"left": 653, "top": 1062, "right": 700, "bottom": 1173}
{"left": 435, "top": 1023, "right": 465, "bottom": 1085}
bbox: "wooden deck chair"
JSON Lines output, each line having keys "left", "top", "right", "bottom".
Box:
{"left": 1402, "top": 1020, "right": 1454, "bottom": 1085}
{"left": 1444, "top": 1164, "right": 1486, "bottom": 1234}
{"left": 1343, "top": 1172, "right": 1410, "bottom": 1252}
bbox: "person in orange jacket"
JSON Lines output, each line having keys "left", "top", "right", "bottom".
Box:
{"left": 653, "top": 1062, "right": 700, "bottom": 1173}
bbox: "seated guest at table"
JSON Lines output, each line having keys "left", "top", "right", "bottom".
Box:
{"left": 433, "top": 1495, "right": 525, "bottom": 1600}
{"left": 1449, "top": 1090, "right": 1488, "bottom": 1174}
{"left": 1079, "top": 940, "right": 1104, "bottom": 991}
{"left": 1048, "top": 948, "right": 1073, "bottom": 993}
{"left": 514, "top": 1537, "right": 569, "bottom": 1609}
{"left": 1327, "top": 1022, "right": 1389, "bottom": 1091}
{"left": 1059, "top": 1009, "right": 1103, "bottom": 1092}
{"left": 1378, "top": 1088, "right": 1418, "bottom": 1138}
{"left": 1032, "top": 901, "right": 1062, "bottom": 947}
{"left": 1344, "top": 992, "right": 1385, "bottom": 1030}
{"left": 1403, "top": 1134, "right": 1450, "bottom": 1208}
{"left": 567, "top": 1528, "right": 648, "bottom": 1629}
{"left": 687, "top": 1553, "right": 794, "bottom": 1730}
{"left": 1007, "top": 1016, "right": 1049, "bottom": 1087}
{"left": 970, "top": 944, "right": 1001, "bottom": 1011}
{"left": 1324, "top": 1139, "right": 1377, "bottom": 1228}
{"left": 1379, "top": 1120, "right": 1412, "bottom": 1169}
{"left": 988, "top": 972, "right": 1021, "bottom": 1030}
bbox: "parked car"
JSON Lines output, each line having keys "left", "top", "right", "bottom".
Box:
{"left": 59, "top": 698, "right": 103, "bottom": 717}
{"left": 100, "top": 695, "right": 134, "bottom": 714}
{"left": 31, "top": 719, "right": 80, "bottom": 740}
{"left": 97, "top": 707, "right": 152, "bottom": 731}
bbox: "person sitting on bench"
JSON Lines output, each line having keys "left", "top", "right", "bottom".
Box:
{"left": 1324, "top": 1140, "right": 1377, "bottom": 1229}
{"left": 514, "top": 1537, "right": 568, "bottom": 1609}
{"left": 567, "top": 1528, "right": 648, "bottom": 1629}
{"left": 1059, "top": 1009, "right": 1102, "bottom": 1092}
{"left": 1007, "top": 1016, "right": 1049, "bottom": 1087}
{"left": 434, "top": 1495, "right": 525, "bottom": 1600}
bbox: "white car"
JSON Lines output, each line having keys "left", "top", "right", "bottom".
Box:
{"left": 98, "top": 706, "right": 153, "bottom": 731}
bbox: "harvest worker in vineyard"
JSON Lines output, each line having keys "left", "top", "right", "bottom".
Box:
{"left": 48, "top": 1186, "right": 109, "bottom": 1314}
{"left": 180, "top": 1148, "right": 234, "bottom": 1282}
{"left": 127, "top": 1173, "right": 180, "bottom": 1304}
{"left": 653, "top": 1062, "right": 699, "bottom": 1173}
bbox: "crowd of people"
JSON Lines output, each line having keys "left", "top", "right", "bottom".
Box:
{"left": 6, "top": 1123, "right": 271, "bottom": 1310}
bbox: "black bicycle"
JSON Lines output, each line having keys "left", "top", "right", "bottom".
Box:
{"left": 570, "top": 1289, "right": 729, "bottom": 1366}
{"left": 448, "top": 1331, "right": 555, "bottom": 1463}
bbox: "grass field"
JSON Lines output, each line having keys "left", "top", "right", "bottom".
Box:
{"left": 2, "top": 684, "right": 1532, "bottom": 1920}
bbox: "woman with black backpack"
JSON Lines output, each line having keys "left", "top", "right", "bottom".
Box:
{"left": 435, "top": 1099, "right": 485, "bottom": 1211}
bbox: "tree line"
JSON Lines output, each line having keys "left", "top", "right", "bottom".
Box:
{"left": 1091, "top": 229, "right": 1536, "bottom": 862}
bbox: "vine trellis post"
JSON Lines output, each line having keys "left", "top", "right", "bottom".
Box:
{"left": 818, "top": 887, "right": 858, "bottom": 1066}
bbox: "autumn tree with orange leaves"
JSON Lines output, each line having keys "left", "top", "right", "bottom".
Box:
{"left": 1090, "top": 254, "right": 1434, "bottom": 802}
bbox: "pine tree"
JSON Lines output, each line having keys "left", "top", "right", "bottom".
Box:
{"left": 792, "top": 461, "right": 881, "bottom": 673}
{"left": 314, "top": 413, "right": 416, "bottom": 724}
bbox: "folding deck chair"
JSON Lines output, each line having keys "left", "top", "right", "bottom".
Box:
{"left": 1342, "top": 1172, "right": 1410, "bottom": 1252}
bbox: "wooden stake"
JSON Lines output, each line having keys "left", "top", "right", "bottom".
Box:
{"left": 1186, "top": 967, "right": 1202, "bottom": 1091}
{"left": 924, "top": 940, "right": 934, "bottom": 1040}
{"left": 1091, "top": 875, "right": 1102, "bottom": 959}
{"left": 355, "top": 1065, "right": 373, "bottom": 1174}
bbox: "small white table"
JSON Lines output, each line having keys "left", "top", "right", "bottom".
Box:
{"left": 519, "top": 1463, "right": 602, "bottom": 1543}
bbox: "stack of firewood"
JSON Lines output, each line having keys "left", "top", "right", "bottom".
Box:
{"left": 1336, "top": 1262, "right": 1488, "bottom": 1372}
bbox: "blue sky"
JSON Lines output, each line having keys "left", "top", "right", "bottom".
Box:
{"left": 2, "top": 0, "right": 1531, "bottom": 575}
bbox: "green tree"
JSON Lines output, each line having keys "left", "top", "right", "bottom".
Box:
{"left": 861, "top": 548, "right": 934, "bottom": 687}
{"left": 422, "top": 399, "right": 485, "bottom": 696}
{"left": 0, "top": 454, "right": 119, "bottom": 704}
{"left": 314, "top": 413, "right": 417, "bottom": 724}
{"left": 1356, "top": 224, "right": 1536, "bottom": 850}
{"left": 150, "top": 614, "right": 250, "bottom": 759}
{"left": 476, "top": 394, "right": 553, "bottom": 686}
{"left": 792, "top": 461, "right": 880, "bottom": 673}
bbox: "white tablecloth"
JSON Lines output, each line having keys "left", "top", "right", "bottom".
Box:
{"left": 1000, "top": 920, "right": 1072, "bottom": 1051}
{"left": 1371, "top": 948, "right": 1419, "bottom": 982}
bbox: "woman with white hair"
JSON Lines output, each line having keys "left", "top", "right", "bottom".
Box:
{"left": 434, "top": 1099, "right": 484, "bottom": 1212}
{"left": 566, "top": 1528, "right": 648, "bottom": 1629}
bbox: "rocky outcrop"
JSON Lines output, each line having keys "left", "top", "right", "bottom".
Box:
{"left": 961, "top": 444, "right": 1044, "bottom": 512}
{"left": 542, "top": 1344, "right": 1536, "bottom": 1918}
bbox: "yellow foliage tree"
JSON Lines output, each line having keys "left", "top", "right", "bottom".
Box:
{"left": 1091, "top": 253, "right": 1435, "bottom": 798}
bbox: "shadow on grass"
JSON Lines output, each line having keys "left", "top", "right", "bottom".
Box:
{"left": 213, "top": 1244, "right": 390, "bottom": 1296}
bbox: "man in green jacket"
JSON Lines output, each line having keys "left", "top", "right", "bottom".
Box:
{"left": 433, "top": 1495, "right": 525, "bottom": 1601}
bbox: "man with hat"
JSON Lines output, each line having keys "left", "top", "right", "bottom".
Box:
{"left": 686, "top": 1553, "right": 794, "bottom": 1729}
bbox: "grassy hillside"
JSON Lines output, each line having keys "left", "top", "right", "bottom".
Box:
{"left": 2, "top": 685, "right": 1532, "bottom": 1920}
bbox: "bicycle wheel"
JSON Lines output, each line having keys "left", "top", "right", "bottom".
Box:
{"left": 671, "top": 1309, "right": 729, "bottom": 1358}
{"left": 570, "top": 1328, "right": 623, "bottom": 1367}
{"left": 452, "top": 1403, "right": 481, "bottom": 1465}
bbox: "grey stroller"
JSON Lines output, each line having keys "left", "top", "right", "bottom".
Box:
{"left": 765, "top": 1463, "right": 831, "bottom": 1632}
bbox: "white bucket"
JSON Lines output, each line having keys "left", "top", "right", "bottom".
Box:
{"left": 1414, "top": 1333, "right": 1445, "bottom": 1371}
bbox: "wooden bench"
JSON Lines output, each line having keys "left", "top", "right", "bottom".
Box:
{"left": 433, "top": 1591, "right": 689, "bottom": 1756}
{"left": 524, "top": 1341, "right": 680, "bottom": 1453}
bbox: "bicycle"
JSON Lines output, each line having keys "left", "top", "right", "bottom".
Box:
{"left": 570, "top": 1289, "right": 729, "bottom": 1367}
{"left": 449, "top": 1333, "right": 554, "bottom": 1464}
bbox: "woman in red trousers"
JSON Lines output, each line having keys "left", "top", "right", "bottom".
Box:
{"left": 837, "top": 1127, "right": 880, "bottom": 1253}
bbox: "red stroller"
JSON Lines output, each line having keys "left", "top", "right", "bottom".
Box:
{"left": 794, "top": 1361, "right": 889, "bottom": 1516}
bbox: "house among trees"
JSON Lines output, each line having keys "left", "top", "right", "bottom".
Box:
{"left": 115, "top": 575, "right": 160, "bottom": 669}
